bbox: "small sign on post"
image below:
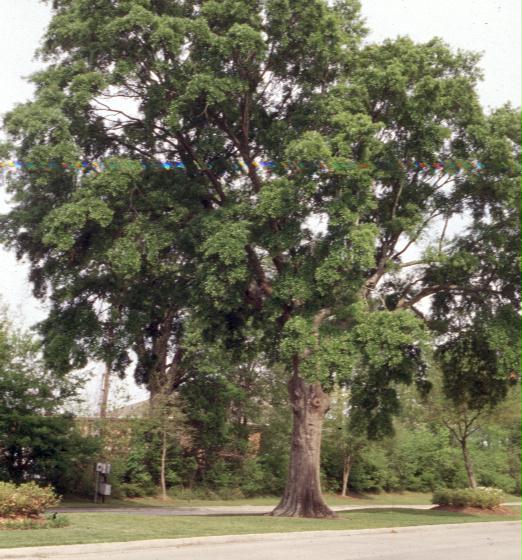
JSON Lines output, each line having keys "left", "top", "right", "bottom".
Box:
{"left": 94, "top": 462, "right": 111, "bottom": 503}
{"left": 98, "top": 483, "right": 112, "bottom": 496}
{"left": 96, "top": 463, "right": 111, "bottom": 475}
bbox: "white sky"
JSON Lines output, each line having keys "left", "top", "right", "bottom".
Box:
{"left": 0, "top": 0, "right": 520, "bottom": 408}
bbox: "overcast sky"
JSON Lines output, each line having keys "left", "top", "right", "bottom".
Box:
{"left": 0, "top": 0, "right": 520, "bottom": 407}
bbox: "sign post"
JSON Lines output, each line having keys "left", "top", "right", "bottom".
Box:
{"left": 94, "top": 463, "right": 112, "bottom": 504}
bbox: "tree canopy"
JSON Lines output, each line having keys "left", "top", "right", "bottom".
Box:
{"left": 1, "top": 0, "right": 519, "bottom": 517}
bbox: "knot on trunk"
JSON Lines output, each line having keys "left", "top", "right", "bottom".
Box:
{"left": 311, "top": 397, "right": 322, "bottom": 408}
{"left": 307, "top": 382, "right": 330, "bottom": 415}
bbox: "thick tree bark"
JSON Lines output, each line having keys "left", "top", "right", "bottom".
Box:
{"left": 271, "top": 374, "right": 335, "bottom": 518}
{"left": 461, "top": 439, "right": 478, "bottom": 489}
{"left": 341, "top": 456, "right": 352, "bottom": 497}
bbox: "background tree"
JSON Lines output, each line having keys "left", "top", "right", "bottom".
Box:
{"left": 147, "top": 392, "right": 189, "bottom": 500}
{"left": 497, "top": 393, "right": 521, "bottom": 494}
{"left": 431, "top": 311, "right": 520, "bottom": 488}
{"left": 0, "top": 310, "right": 98, "bottom": 492}
{"left": 322, "top": 387, "right": 368, "bottom": 496}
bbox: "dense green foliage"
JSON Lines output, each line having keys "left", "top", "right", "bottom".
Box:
{"left": 0, "top": 315, "right": 99, "bottom": 494}
{"left": 2, "top": 0, "right": 518, "bottom": 434}
{"left": 0, "top": 311, "right": 518, "bottom": 501}
{"left": 96, "top": 381, "right": 520, "bottom": 499}
{"left": 326, "top": 386, "right": 522, "bottom": 495}
{"left": 432, "top": 487, "right": 504, "bottom": 509}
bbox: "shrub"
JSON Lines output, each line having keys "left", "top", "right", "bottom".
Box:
{"left": 168, "top": 487, "right": 218, "bottom": 501}
{"left": 204, "top": 459, "right": 235, "bottom": 490}
{"left": 349, "top": 447, "right": 391, "bottom": 493}
{"left": 45, "top": 513, "right": 69, "bottom": 528}
{"left": 217, "top": 487, "right": 245, "bottom": 500}
{"left": 167, "top": 486, "right": 250, "bottom": 501}
{"left": 432, "top": 487, "right": 504, "bottom": 509}
{"left": 109, "top": 455, "right": 156, "bottom": 499}
{"left": 237, "top": 458, "right": 267, "bottom": 497}
{"left": 118, "top": 482, "right": 156, "bottom": 498}
{"left": 0, "top": 482, "right": 60, "bottom": 518}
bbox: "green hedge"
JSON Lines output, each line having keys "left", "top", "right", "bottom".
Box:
{"left": 432, "top": 487, "right": 504, "bottom": 509}
{"left": 0, "top": 482, "right": 59, "bottom": 518}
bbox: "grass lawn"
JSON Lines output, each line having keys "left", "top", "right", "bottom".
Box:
{"left": 1, "top": 507, "right": 520, "bottom": 549}
{"left": 61, "top": 491, "right": 522, "bottom": 509}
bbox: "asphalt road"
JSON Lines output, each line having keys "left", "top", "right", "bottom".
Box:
{"left": 2, "top": 521, "right": 520, "bottom": 560}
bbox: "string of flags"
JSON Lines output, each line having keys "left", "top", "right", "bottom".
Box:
{"left": 0, "top": 158, "right": 485, "bottom": 176}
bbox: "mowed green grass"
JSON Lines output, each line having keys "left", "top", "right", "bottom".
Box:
{"left": 1, "top": 507, "right": 520, "bottom": 549}
{"left": 61, "top": 491, "right": 522, "bottom": 509}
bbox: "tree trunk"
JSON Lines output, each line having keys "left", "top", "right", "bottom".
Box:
{"left": 341, "top": 456, "right": 352, "bottom": 497}
{"left": 99, "top": 363, "right": 111, "bottom": 418}
{"left": 160, "top": 428, "right": 168, "bottom": 500}
{"left": 461, "top": 439, "right": 477, "bottom": 489}
{"left": 271, "top": 374, "right": 335, "bottom": 518}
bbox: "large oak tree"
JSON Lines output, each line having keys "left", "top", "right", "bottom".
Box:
{"left": 1, "top": 0, "right": 519, "bottom": 517}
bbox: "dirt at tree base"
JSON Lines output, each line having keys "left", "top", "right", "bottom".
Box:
{"left": 432, "top": 505, "right": 515, "bottom": 515}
